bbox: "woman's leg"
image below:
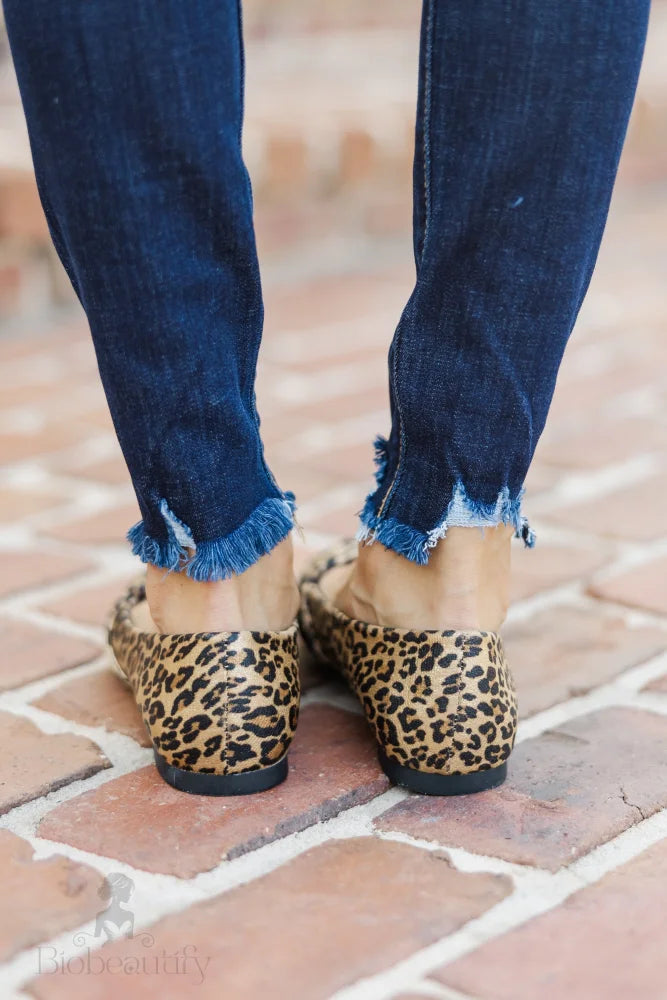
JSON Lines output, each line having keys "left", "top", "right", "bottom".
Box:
{"left": 343, "top": 0, "right": 649, "bottom": 630}
{"left": 3, "top": 0, "right": 298, "bottom": 631}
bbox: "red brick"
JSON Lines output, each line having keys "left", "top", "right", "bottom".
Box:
{"left": 285, "top": 383, "right": 389, "bottom": 423}
{"left": 302, "top": 501, "right": 360, "bottom": 539}
{"left": 537, "top": 417, "right": 667, "bottom": 469}
{"left": 0, "top": 261, "right": 23, "bottom": 317}
{"left": 374, "top": 708, "right": 667, "bottom": 871}
{"left": 40, "top": 577, "right": 136, "bottom": 628}
{"left": 365, "top": 192, "right": 413, "bottom": 236}
{"left": 261, "top": 134, "right": 310, "bottom": 200}
{"left": 0, "top": 621, "right": 99, "bottom": 691}
{"left": 546, "top": 473, "right": 667, "bottom": 541}
{"left": 503, "top": 605, "right": 665, "bottom": 717}
{"left": 43, "top": 503, "right": 140, "bottom": 545}
{"left": 0, "top": 423, "right": 90, "bottom": 463}
{"left": 262, "top": 269, "right": 411, "bottom": 334}
{"left": 339, "top": 129, "right": 377, "bottom": 186}
{"left": 52, "top": 452, "right": 129, "bottom": 486}
{"left": 511, "top": 542, "right": 609, "bottom": 602}
{"left": 80, "top": 454, "right": 130, "bottom": 485}
{"left": 0, "top": 830, "right": 105, "bottom": 961}
{"left": 0, "top": 551, "right": 93, "bottom": 600}
{"left": 28, "top": 838, "right": 510, "bottom": 1000}
{"left": 0, "top": 488, "right": 63, "bottom": 522}
{"left": 33, "top": 669, "right": 149, "bottom": 746}
{"left": 588, "top": 555, "right": 667, "bottom": 616}
{"left": 0, "top": 380, "right": 70, "bottom": 411}
{"left": 75, "top": 407, "right": 115, "bottom": 431}
{"left": 0, "top": 712, "right": 109, "bottom": 814}
{"left": 547, "top": 361, "right": 662, "bottom": 425}
{"left": 523, "top": 461, "right": 560, "bottom": 495}
{"left": 0, "top": 168, "right": 48, "bottom": 242}
{"left": 252, "top": 409, "right": 309, "bottom": 447}
{"left": 642, "top": 672, "right": 667, "bottom": 694}
{"left": 436, "top": 838, "right": 667, "bottom": 1000}
{"left": 38, "top": 705, "right": 389, "bottom": 877}
{"left": 264, "top": 458, "right": 339, "bottom": 503}
{"left": 282, "top": 343, "right": 385, "bottom": 375}
{"left": 306, "top": 441, "right": 377, "bottom": 480}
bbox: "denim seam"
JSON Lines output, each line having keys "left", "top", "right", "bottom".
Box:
{"left": 235, "top": 0, "right": 245, "bottom": 150}
{"left": 420, "top": 0, "right": 435, "bottom": 260}
{"left": 376, "top": 0, "right": 434, "bottom": 521}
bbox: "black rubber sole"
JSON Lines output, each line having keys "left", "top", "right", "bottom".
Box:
{"left": 154, "top": 750, "right": 288, "bottom": 796}
{"left": 378, "top": 749, "right": 507, "bottom": 796}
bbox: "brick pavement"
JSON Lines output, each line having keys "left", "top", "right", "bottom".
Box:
{"left": 0, "top": 5, "right": 667, "bottom": 999}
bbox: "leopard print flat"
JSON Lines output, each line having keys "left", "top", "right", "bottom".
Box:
{"left": 108, "top": 580, "right": 300, "bottom": 796}
{"left": 299, "top": 541, "right": 517, "bottom": 796}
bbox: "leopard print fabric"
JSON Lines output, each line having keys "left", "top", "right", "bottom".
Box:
{"left": 108, "top": 581, "right": 300, "bottom": 776}
{"left": 299, "top": 542, "right": 517, "bottom": 776}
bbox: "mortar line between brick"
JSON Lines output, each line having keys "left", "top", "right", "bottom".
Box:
{"left": 509, "top": 582, "right": 667, "bottom": 632}
{"left": 0, "top": 787, "right": 408, "bottom": 992}
{"left": 0, "top": 620, "right": 664, "bottom": 838}
{"left": 372, "top": 830, "right": 558, "bottom": 888}
{"left": 330, "top": 808, "right": 667, "bottom": 1000}
{"left": 408, "top": 981, "right": 481, "bottom": 1000}
{"left": 2, "top": 607, "right": 106, "bottom": 645}
{"left": 1, "top": 562, "right": 135, "bottom": 616}
{"left": 530, "top": 452, "right": 659, "bottom": 510}
{"left": 5, "top": 768, "right": 667, "bottom": 996}
{"left": 516, "top": 649, "right": 667, "bottom": 742}
{"left": 0, "top": 655, "right": 109, "bottom": 703}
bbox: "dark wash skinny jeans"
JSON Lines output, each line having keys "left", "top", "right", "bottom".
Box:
{"left": 3, "top": 1, "right": 649, "bottom": 579}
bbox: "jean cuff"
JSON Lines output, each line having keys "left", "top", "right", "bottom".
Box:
{"left": 127, "top": 492, "right": 296, "bottom": 581}
{"left": 357, "top": 436, "right": 535, "bottom": 565}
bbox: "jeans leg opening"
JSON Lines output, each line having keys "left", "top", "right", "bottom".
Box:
{"left": 128, "top": 492, "right": 296, "bottom": 582}
{"left": 358, "top": 438, "right": 535, "bottom": 566}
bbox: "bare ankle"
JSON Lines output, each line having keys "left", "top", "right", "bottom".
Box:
{"left": 145, "top": 536, "right": 299, "bottom": 633}
{"left": 334, "top": 526, "right": 513, "bottom": 632}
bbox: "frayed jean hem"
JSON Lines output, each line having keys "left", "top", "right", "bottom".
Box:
{"left": 357, "top": 481, "right": 535, "bottom": 566}
{"left": 127, "top": 492, "right": 296, "bottom": 581}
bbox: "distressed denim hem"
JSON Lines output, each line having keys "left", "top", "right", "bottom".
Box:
{"left": 357, "top": 436, "right": 535, "bottom": 565}
{"left": 127, "top": 492, "right": 296, "bottom": 581}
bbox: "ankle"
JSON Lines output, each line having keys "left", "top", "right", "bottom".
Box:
{"left": 145, "top": 536, "right": 299, "bottom": 633}
{"left": 335, "top": 526, "right": 513, "bottom": 632}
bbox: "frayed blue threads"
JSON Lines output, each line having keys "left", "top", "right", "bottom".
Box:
{"left": 518, "top": 516, "right": 536, "bottom": 548}
{"left": 186, "top": 493, "right": 295, "bottom": 581}
{"left": 127, "top": 492, "right": 296, "bottom": 581}
{"left": 357, "top": 481, "right": 535, "bottom": 565}
{"left": 372, "top": 435, "right": 390, "bottom": 486}
{"left": 127, "top": 520, "right": 185, "bottom": 572}
{"left": 357, "top": 496, "right": 432, "bottom": 565}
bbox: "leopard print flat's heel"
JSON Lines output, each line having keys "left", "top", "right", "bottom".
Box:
{"left": 108, "top": 581, "right": 300, "bottom": 796}
{"left": 299, "top": 542, "right": 517, "bottom": 796}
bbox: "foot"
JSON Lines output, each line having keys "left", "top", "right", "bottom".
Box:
{"left": 109, "top": 575, "right": 300, "bottom": 794}
{"left": 330, "top": 525, "right": 514, "bottom": 632}
{"left": 145, "top": 536, "right": 300, "bottom": 633}
{"left": 299, "top": 540, "right": 517, "bottom": 794}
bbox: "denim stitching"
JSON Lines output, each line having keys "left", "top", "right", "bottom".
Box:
{"left": 420, "top": 0, "right": 434, "bottom": 263}
{"left": 376, "top": 0, "right": 434, "bottom": 521}
{"left": 236, "top": 0, "right": 245, "bottom": 150}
